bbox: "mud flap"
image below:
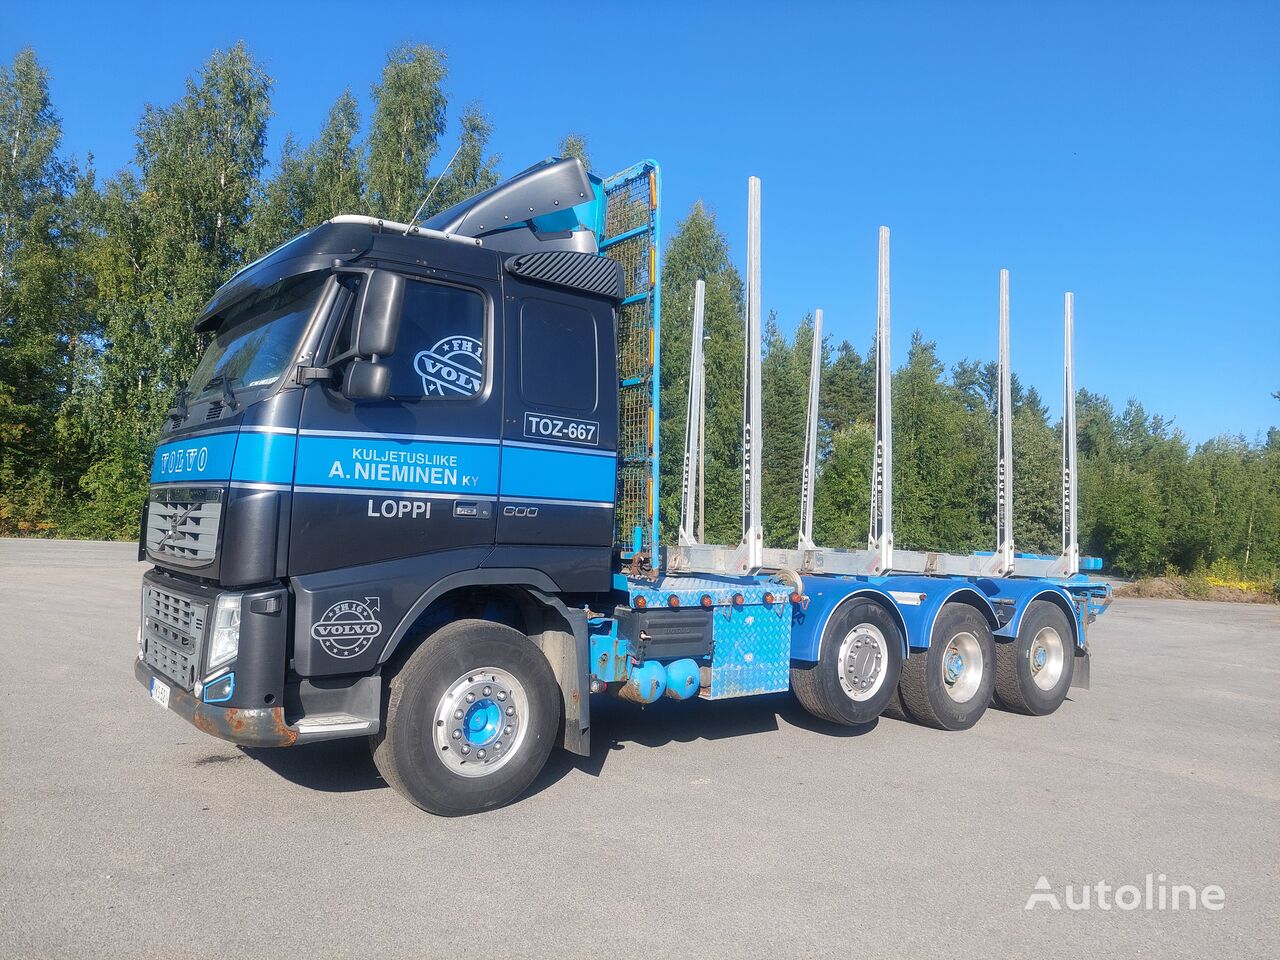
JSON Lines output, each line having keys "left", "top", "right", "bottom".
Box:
{"left": 1071, "top": 649, "right": 1090, "bottom": 690}
{"left": 532, "top": 592, "right": 591, "bottom": 757}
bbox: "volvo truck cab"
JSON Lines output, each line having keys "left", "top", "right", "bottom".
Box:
{"left": 138, "top": 158, "right": 631, "bottom": 775}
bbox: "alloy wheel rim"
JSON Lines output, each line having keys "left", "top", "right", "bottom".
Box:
{"left": 941, "top": 631, "right": 983, "bottom": 703}
{"left": 433, "top": 667, "right": 529, "bottom": 778}
{"left": 837, "top": 623, "right": 889, "bottom": 702}
{"left": 1029, "top": 626, "right": 1065, "bottom": 691}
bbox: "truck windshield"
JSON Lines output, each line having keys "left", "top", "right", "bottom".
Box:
{"left": 186, "top": 270, "right": 328, "bottom": 401}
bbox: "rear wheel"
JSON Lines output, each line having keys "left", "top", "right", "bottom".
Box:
{"left": 897, "top": 604, "right": 996, "bottom": 731}
{"left": 994, "top": 601, "right": 1075, "bottom": 715}
{"left": 792, "top": 599, "right": 903, "bottom": 725}
{"left": 372, "top": 619, "right": 560, "bottom": 816}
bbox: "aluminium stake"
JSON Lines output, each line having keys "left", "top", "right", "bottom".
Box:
{"left": 678, "top": 280, "right": 707, "bottom": 546}
{"left": 868, "top": 227, "right": 893, "bottom": 573}
{"left": 1059, "top": 292, "right": 1079, "bottom": 576}
{"left": 738, "top": 176, "right": 764, "bottom": 572}
{"left": 993, "top": 269, "right": 1015, "bottom": 575}
{"left": 798, "top": 308, "right": 823, "bottom": 551}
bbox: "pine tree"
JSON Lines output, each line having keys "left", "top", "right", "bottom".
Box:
{"left": 892, "top": 332, "right": 988, "bottom": 552}
{"left": 558, "top": 133, "right": 590, "bottom": 172}
{"left": 760, "top": 312, "right": 809, "bottom": 546}
{"left": 657, "top": 201, "right": 744, "bottom": 545}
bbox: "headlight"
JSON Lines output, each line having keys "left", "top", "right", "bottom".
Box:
{"left": 208, "top": 594, "right": 242, "bottom": 670}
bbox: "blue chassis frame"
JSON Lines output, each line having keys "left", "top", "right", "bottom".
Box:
{"left": 592, "top": 572, "right": 1109, "bottom": 696}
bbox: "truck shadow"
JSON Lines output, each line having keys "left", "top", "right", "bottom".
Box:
{"left": 526, "top": 692, "right": 879, "bottom": 800}
{"left": 242, "top": 691, "right": 878, "bottom": 797}
{"left": 242, "top": 737, "right": 386, "bottom": 793}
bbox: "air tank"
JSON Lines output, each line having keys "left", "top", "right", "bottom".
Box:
{"left": 618, "top": 660, "right": 667, "bottom": 704}
{"left": 663, "top": 659, "right": 701, "bottom": 700}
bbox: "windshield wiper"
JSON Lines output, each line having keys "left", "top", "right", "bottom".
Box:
{"left": 166, "top": 388, "right": 190, "bottom": 424}
{"left": 204, "top": 375, "right": 240, "bottom": 411}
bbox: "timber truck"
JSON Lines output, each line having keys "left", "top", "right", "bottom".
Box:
{"left": 134, "top": 157, "right": 1111, "bottom": 815}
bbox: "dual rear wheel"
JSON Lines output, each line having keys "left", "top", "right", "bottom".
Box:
{"left": 993, "top": 601, "right": 1075, "bottom": 715}
{"left": 794, "top": 598, "right": 1076, "bottom": 731}
{"left": 897, "top": 604, "right": 997, "bottom": 730}
{"left": 897, "top": 600, "right": 1076, "bottom": 728}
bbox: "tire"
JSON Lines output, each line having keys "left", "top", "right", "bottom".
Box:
{"left": 897, "top": 604, "right": 996, "bottom": 731}
{"left": 371, "top": 619, "right": 560, "bottom": 816}
{"left": 881, "top": 684, "right": 908, "bottom": 722}
{"left": 994, "top": 601, "right": 1075, "bottom": 715}
{"left": 791, "top": 599, "right": 903, "bottom": 725}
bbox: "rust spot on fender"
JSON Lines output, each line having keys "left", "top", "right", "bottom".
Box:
{"left": 191, "top": 710, "right": 221, "bottom": 737}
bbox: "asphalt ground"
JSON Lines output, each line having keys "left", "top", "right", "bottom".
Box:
{"left": 2, "top": 538, "right": 1277, "bottom": 959}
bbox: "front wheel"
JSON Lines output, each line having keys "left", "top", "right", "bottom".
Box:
{"left": 791, "top": 598, "right": 904, "bottom": 725}
{"left": 372, "top": 619, "right": 560, "bottom": 816}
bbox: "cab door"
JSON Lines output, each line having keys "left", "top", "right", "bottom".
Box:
{"left": 290, "top": 265, "right": 503, "bottom": 575}
{"left": 494, "top": 276, "right": 617, "bottom": 590}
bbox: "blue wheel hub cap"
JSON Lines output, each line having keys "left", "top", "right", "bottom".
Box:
{"left": 463, "top": 699, "right": 502, "bottom": 746}
{"left": 945, "top": 653, "right": 964, "bottom": 683}
{"left": 1034, "top": 648, "right": 1047, "bottom": 669}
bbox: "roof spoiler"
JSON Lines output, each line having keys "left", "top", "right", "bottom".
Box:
{"left": 422, "top": 157, "right": 601, "bottom": 255}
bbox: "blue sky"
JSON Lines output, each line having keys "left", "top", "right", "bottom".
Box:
{"left": 5, "top": 0, "right": 1278, "bottom": 443}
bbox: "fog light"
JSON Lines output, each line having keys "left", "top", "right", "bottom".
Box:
{"left": 208, "top": 594, "right": 242, "bottom": 669}
{"left": 202, "top": 672, "right": 235, "bottom": 704}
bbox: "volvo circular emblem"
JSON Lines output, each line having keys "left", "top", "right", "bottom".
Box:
{"left": 310, "top": 598, "right": 383, "bottom": 659}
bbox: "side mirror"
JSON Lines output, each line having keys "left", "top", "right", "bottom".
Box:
{"left": 341, "top": 359, "right": 391, "bottom": 402}
{"left": 354, "top": 270, "right": 404, "bottom": 358}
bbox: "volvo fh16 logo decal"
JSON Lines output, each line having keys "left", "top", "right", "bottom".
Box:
{"left": 311, "top": 597, "right": 383, "bottom": 659}
{"left": 414, "top": 335, "right": 482, "bottom": 397}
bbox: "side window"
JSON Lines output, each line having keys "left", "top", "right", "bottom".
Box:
{"left": 392, "top": 278, "right": 486, "bottom": 400}
{"left": 520, "top": 298, "right": 598, "bottom": 412}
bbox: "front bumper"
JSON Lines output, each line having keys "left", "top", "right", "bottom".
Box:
{"left": 135, "top": 657, "right": 298, "bottom": 747}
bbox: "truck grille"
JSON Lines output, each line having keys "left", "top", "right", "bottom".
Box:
{"left": 143, "top": 584, "right": 208, "bottom": 689}
{"left": 146, "top": 487, "right": 223, "bottom": 567}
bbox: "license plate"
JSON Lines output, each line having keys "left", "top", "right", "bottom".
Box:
{"left": 150, "top": 677, "right": 171, "bottom": 709}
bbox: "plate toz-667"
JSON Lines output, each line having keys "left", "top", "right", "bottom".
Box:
{"left": 523, "top": 412, "right": 599, "bottom": 446}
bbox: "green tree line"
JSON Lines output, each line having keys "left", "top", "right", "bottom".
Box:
{"left": 2, "top": 44, "right": 1277, "bottom": 581}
